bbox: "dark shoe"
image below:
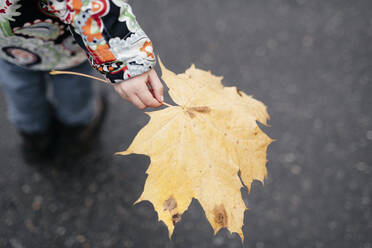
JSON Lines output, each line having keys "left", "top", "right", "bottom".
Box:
{"left": 57, "top": 94, "right": 107, "bottom": 159}
{"left": 20, "top": 127, "right": 56, "bottom": 165}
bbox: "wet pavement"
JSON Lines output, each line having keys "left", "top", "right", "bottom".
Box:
{"left": 1, "top": 0, "right": 372, "bottom": 247}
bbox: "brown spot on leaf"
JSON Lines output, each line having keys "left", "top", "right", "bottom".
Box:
{"left": 213, "top": 204, "right": 228, "bottom": 227}
{"left": 189, "top": 106, "right": 211, "bottom": 114}
{"left": 172, "top": 213, "right": 182, "bottom": 224}
{"left": 164, "top": 196, "right": 182, "bottom": 225}
{"left": 163, "top": 196, "right": 177, "bottom": 211}
{"left": 186, "top": 106, "right": 211, "bottom": 118}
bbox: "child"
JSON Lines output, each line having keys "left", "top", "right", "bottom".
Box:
{"left": 0, "top": 0, "right": 164, "bottom": 163}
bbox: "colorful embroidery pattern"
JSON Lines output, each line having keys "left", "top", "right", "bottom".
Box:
{"left": 45, "top": 0, "right": 75, "bottom": 24}
{"left": 0, "top": 0, "right": 21, "bottom": 22}
{"left": 0, "top": 0, "right": 21, "bottom": 37}
{"left": 0, "top": 35, "right": 86, "bottom": 70}
{"left": 140, "top": 41, "right": 154, "bottom": 59}
{"left": 111, "top": 0, "right": 141, "bottom": 32}
{"left": 51, "top": 0, "right": 155, "bottom": 83}
{"left": 13, "top": 19, "right": 65, "bottom": 41}
{"left": 71, "top": 0, "right": 116, "bottom": 65}
{"left": 0, "top": 0, "right": 156, "bottom": 83}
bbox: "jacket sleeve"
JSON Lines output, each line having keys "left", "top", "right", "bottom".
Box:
{"left": 48, "top": 0, "right": 156, "bottom": 84}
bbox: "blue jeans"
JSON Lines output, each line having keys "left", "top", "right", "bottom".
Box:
{"left": 0, "top": 60, "right": 95, "bottom": 133}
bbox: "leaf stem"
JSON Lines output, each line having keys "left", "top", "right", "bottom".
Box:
{"left": 50, "top": 70, "right": 109, "bottom": 84}
{"left": 161, "top": 102, "right": 174, "bottom": 107}
{"left": 49, "top": 70, "right": 176, "bottom": 107}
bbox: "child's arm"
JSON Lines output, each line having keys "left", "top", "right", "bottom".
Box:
{"left": 48, "top": 0, "right": 163, "bottom": 109}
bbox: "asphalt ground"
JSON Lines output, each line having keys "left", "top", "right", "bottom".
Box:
{"left": 0, "top": 0, "right": 371, "bottom": 247}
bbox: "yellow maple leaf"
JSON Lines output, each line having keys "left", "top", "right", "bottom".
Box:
{"left": 117, "top": 59, "right": 272, "bottom": 241}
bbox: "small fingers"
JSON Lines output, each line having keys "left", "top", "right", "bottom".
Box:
{"left": 129, "top": 94, "right": 146, "bottom": 110}
{"left": 136, "top": 85, "right": 162, "bottom": 108}
{"left": 148, "top": 70, "right": 164, "bottom": 103}
{"left": 112, "top": 70, "right": 163, "bottom": 109}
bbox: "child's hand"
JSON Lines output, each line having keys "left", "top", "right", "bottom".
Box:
{"left": 113, "top": 69, "right": 164, "bottom": 109}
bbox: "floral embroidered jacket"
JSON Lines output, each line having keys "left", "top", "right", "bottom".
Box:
{"left": 0, "top": 0, "right": 155, "bottom": 83}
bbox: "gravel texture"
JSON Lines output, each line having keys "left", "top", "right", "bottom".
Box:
{"left": 0, "top": 0, "right": 371, "bottom": 247}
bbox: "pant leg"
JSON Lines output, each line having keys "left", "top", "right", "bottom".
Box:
{"left": 49, "top": 62, "right": 96, "bottom": 126}
{"left": 0, "top": 59, "right": 51, "bottom": 133}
